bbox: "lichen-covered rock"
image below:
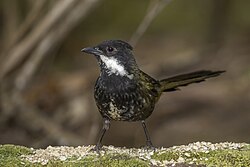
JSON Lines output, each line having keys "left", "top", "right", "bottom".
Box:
{"left": 0, "top": 142, "right": 249, "bottom": 166}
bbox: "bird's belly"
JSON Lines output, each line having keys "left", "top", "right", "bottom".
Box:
{"left": 95, "top": 90, "right": 156, "bottom": 121}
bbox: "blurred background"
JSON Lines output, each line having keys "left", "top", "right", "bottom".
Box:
{"left": 0, "top": 0, "right": 249, "bottom": 148}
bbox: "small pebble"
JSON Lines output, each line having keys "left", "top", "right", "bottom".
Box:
{"left": 21, "top": 142, "right": 247, "bottom": 166}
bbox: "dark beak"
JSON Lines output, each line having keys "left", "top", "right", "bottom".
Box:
{"left": 81, "top": 47, "right": 102, "bottom": 55}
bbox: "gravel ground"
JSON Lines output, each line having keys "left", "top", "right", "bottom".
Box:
{"left": 21, "top": 141, "right": 248, "bottom": 166}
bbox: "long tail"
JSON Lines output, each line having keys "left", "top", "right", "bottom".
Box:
{"left": 160, "top": 70, "right": 225, "bottom": 92}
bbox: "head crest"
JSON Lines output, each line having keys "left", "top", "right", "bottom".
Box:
{"left": 101, "top": 40, "right": 133, "bottom": 50}
{"left": 116, "top": 40, "right": 133, "bottom": 50}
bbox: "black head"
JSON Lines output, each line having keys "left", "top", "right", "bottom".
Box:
{"left": 81, "top": 39, "right": 133, "bottom": 57}
{"left": 81, "top": 40, "right": 138, "bottom": 79}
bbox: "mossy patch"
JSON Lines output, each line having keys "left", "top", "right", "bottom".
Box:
{"left": 197, "top": 148, "right": 250, "bottom": 166}
{"left": 152, "top": 150, "right": 180, "bottom": 161}
{"left": 0, "top": 144, "right": 32, "bottom": 167}
{"left": 88, "top": 154, "right": 149, "bottom": 167}
{"left": 153, "top": 143, "right": 250, "bottom": 166}
{"left": 24, "top": 154, "right": 149, "bottom": 167}
{"left": 0, "top": 142, "right": 249, "bottom": 167}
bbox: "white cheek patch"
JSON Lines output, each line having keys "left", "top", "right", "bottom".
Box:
{"left": 99, "top": 55, "right": 133, "bottom": 79}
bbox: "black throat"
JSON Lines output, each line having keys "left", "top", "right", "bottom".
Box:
{"left": 97, "top": 73, "right": 137, "bottom": 93}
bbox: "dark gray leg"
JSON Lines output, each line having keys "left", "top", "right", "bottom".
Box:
{"left": 141, "top": 120, "right": 154, "bottom": 148}
{"left": 94, "top": 118, "right": 110, "bottom": 153}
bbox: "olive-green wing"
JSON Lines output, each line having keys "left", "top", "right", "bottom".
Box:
{"left": 138, "top": 70, "right": 161, "bottom": 95}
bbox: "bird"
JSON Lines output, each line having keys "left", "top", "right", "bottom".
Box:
{"left": 81, "top": 39, "right": 224, "bottom": 152}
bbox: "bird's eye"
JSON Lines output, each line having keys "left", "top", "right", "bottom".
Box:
{"left": 107, "top": 46, "right": 114, "bottom": 53}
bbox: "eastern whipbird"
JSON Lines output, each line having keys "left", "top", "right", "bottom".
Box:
{"left": 81, "top": 40, "right": 224, "bottom": 152}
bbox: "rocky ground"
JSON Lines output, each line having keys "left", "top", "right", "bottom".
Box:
{"left": 0, "top": 142, "right": 249, "bottom": 166}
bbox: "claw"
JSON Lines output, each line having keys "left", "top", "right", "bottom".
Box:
{"left": 91, "top": 144, "right": 102, "bottom": 155}
{"left": 145, "top": 141, "right": 156, "bottom": 151}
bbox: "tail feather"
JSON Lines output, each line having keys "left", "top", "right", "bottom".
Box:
{"left": 160, "top": 70, "right": 225, "bottom": 92}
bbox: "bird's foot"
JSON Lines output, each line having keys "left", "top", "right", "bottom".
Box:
{"left": 143, "top": 141, "right": 156, "bottom": 151}
{"left": 91, "top": 144, "right": 102, "bottom": 155}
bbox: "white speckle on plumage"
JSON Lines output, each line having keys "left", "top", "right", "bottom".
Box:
{"left": 108, "top": 102, "right": 122, "bottom": 119}
{"left": 99, "top": 55, "right": 134, "bottom": 79}
{"left": 130, "top": 105, "right": 135, "bottom": 114}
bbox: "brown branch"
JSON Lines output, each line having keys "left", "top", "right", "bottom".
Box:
{"left": 5, "top": 1, "right": 47, "bottom": 50}
{"left": 14, "top": 0, "right": 103, "bottom": 91}
{"left": 0, "top": 0, "right": 104, "bottom": 145}
{"left": 129, "top": 0, "right": 172, "bottom": 47}
{"left": 0, "top": 0, "right": 78, "bottom": 80}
